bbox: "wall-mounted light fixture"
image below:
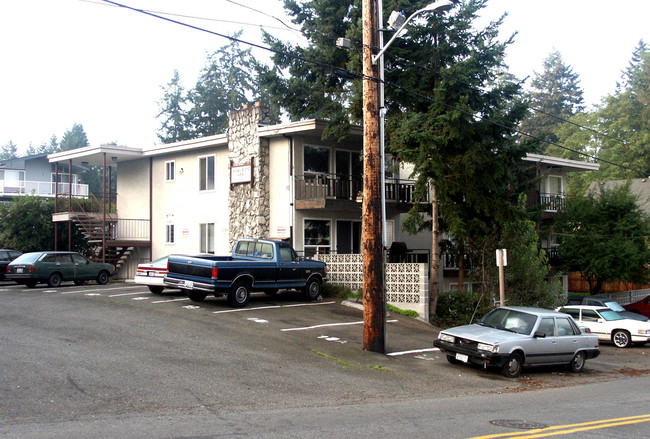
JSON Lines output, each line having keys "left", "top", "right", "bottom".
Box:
{"left": 179, "top": 168, "right": 184, "bottom": 174}
{"left": 111, "top": 156, "right": 118, "bottom": 162}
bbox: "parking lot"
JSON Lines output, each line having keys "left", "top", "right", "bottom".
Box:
{"left": 2, "top": 280, "right": 650, "bottom": 437}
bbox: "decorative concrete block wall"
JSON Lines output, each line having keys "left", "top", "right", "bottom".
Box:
{"left": 315, "top": 253, "right": 429, "bottom": 320}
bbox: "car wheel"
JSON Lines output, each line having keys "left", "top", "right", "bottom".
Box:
{"left": 612, "top": 330, "right": 631, "bottom": 348}
{"left": 569, "top": 351, "right": 586, "bottom": 373}
{"left": 228, "top": 281, "right": 250, "bottom": 307}
{"left": 148, "top": 286, "right": 164, "bottom": 294}
{"left": 446, "top": 355, "right": 460, "bottom": 365}
{"left": 25, "top": 280, "right": 37, "bottom": 288}
{"left": 187, "top": 290, "right": 207, "bottom": 302}
{"left": 96, "top": 271, "right": 109, "bottom": 285}
{"left": 47, "top": 272, "right": 62, "bottom": 288}
{"left": 303, "top": 278, "right": 321, "bottom": 301}
{"left": 73, "top": 280, "right": 85, "bottom": 286}
{"left": 501, "top": 353, "right": 523, "bottom": 378}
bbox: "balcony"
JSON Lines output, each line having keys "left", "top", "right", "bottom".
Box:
{"left": 294, "top": 173, "right": 423, "bottom": 211}
{"left": 0, "top": 180, "right": 89, "bottom": 198}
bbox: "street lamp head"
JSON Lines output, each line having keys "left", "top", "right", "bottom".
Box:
{"left": 422, "top": 0, "right": 454, "bottom": 12}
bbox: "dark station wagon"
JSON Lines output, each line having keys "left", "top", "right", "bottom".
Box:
{"left": 6, "top": 251, "right": 115, "bottom": 288}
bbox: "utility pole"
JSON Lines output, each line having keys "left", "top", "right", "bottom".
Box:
{"left": 362, "top": 0, "right": 385, "bottom": 353}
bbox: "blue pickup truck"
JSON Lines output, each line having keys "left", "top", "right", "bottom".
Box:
{"left": 163, "top": 239, "right": 328, "bottom": 307}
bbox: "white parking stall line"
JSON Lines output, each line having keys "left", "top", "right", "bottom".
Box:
{"left": 61, "top": 285, "right": 144, "bottom": 295}
{"left": 108, "top": 292, "right": 149, "bottom": 297}
{"left": 214, "top": 305, "right": 282, "bottom": 314}
{"left": 151, "top": 298, "right": 191, "bottom": 304}
{"left": 212, "top": 301, "right": 336, "bottom": 314}
{"left": 281, "top": 319, "right": 398, "bottom": 332}
{"left": 387, "top": 348, "right": 440, "bottom": 357}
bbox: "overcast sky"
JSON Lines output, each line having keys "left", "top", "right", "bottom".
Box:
{"left": 1, "top": 0, "right": 649, "bottom": 156}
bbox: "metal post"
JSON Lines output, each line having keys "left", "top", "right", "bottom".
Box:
{"left": 362, "top": 0, "right": 386, "bottom": 353}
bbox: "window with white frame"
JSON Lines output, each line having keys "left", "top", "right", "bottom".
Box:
{"left": 199, "top": 155, "right": 215, "bottom": 191}
{"left": 165, "top": 214, "right": 175, "bottom": 244}
{"left": 165, "top": 161, "right": 175, "bottom": 182}
{"left": 304, "top": 219, "right": 331, "bottom": 256}
{"left": 166, "top": 224, "right": 175, "bottom": 244}
{"left": 200, "top": 223, "right": 215, "bottom": 254}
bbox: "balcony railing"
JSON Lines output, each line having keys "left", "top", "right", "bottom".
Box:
{"left": 528, "top": 191, "right": 566, "bottom": 212}
{"left": 295, "top": 174, "right": 424, "bottom": 203}
{"left": 0, "top": 180, "right": 89, "bottom": 198}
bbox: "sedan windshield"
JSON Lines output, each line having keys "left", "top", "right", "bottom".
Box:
{"left": 603, "top": 301, "right": 625, "bottom": 312}
{"left": 10, "top": 252, "right": 42, "bottom": 264}
{"left": 599, "top": 309, "right": 624, "bottom": 321}
{"left": 479, "top": 309, "right": 538, "bottom": 335}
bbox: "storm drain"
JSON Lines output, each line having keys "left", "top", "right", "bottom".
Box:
{"left": 490, "top": 419, "right": 548, "bottom": 430}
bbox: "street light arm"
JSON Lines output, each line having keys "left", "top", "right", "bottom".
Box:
{"left": 371, "top": 0, "right": 453, "bottom": 65}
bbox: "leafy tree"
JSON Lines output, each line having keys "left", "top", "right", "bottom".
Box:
{"left": 0, "top": 196, "right": 88, "bottom": 253}
{"left": 520, "top": 50, "right": 584, "bottom": 150}
{"left": 156, "top": 69, "right": 191, "bottom": 144}
{"left": 555, "top": 182, "right": 650, "bottom": 294}
{"left": 187, "top": 34, "right": 261, "bottom": 137}
{"left": 0, "top": 140, "right": 19, "bottom": 160}
{"left": 60, "top": 123, "right": 89, "bottom": 151}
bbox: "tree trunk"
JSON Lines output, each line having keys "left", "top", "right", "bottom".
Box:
{"left": 429, "top": 183, "right": 440, "bottom": 322}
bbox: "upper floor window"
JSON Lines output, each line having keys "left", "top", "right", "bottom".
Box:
{"left": 541, "top": 175, "right": 563, "bottom": 196}
{"left": 335, "top": 150, "right": 363, "bottom": 177}
{"left": 304, "top": 145, "right": 329, "bottom": 175}
{"left": 199, "top": 155, "right": 215, "bottom": 191}
{"left": 165, "top": 161, "right": 175, "bottom": 182}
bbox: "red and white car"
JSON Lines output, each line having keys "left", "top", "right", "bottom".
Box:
{"left": 134, "top": 256, "right": 168, "bottom": 294}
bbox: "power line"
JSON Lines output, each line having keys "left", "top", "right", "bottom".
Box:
{"left": 98, "top": 0, "right": 646, "bottom": 176}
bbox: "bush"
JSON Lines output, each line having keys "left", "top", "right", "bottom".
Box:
{"left": 435, "top": 290, "right": 492, "bottom": 327}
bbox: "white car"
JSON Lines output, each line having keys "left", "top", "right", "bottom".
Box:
{"left": 134, "top": 256, "right": 168, "bottom": 294}
{"left": 558, "top": 305, "right": 650, "bottom": 348}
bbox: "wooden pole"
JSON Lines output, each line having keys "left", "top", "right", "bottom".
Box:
{"left": 362, "top": 0, "right": 385, "bottom": 353}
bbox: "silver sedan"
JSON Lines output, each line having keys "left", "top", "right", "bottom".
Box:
{"left": 434, "top": 306, "right": 600, "bottom": 377}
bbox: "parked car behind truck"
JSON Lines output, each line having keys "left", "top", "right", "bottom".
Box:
{"left": 164, "top": 239, "right": 327, "bottom": 307}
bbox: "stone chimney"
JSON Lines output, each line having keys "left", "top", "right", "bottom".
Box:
{"left": 227, "top": 103, "right": 270, "bottom": 247}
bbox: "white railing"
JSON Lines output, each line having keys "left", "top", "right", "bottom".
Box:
{"left": 0, "top": 180, "right": 89, "bottom": 198}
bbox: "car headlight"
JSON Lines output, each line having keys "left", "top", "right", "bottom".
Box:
{"left": 477, "top": 343, "right": 498, "bottom": 353}
{"left": 439, "top": 333, "right": 455, "bottom": 343}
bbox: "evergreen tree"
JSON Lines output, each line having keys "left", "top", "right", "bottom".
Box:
{"left": 520, "top": 50, "right": 584, "bottom": 150}
{"left": 0, "top": 140, "right": 19, "bottom": 160}
{"left": 60, "top": 123, "right": 89, "bottom": 151}
{"left": 156, "top": 70, "right": 191, "bottom": 144}
{"left": 555, "top": 182, "right": 650, "bottom": 294}
{"left": 187, "top": 34, "right": 260, "bottom": 137}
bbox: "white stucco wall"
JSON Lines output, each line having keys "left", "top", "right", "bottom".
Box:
{"left": 268, "top": 136, "right": 292, "bottom": 240}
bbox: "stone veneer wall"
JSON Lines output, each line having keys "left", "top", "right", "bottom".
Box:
{"left": 314, "top": 253, "right": 430, "bottom": 320}
{"left": 228, "top": 103, "right": 271, "bottom": 248}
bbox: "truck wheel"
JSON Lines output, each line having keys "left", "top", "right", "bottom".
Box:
{"left": 303, "top": 278, "right": 321, "bottom": 301}
{"left": 187, "top": 290, "right": 207, "bottom": 302}
{"left": 228, "top": 282, "right": 250, "bottom": 307}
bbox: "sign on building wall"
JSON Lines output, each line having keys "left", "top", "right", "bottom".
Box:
{"left": 230, "top": 158, "right": 254, "bottom": 186}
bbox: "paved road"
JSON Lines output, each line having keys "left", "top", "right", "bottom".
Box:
{"left": 1, "top": 281, "right": 649, "bottom": 438}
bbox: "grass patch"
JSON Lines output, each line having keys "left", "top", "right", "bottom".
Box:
{"left": 311, "top": 350, "right": 392, "bottom": 372}
{"left": 387, "top": 304, "right": 419, "bottom": 319}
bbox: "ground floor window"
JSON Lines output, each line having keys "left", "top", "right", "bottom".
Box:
{"left": 304, "top": 219, "right": 331, "bottom": 256}
{"left": 200, "top": 223, "right": 215, "bottom": 254}
{"left": 336, "top": 220, "right": 361, "bottom": 254}
{"left": 166, "top": 224, "right": 175, "bottom": 244}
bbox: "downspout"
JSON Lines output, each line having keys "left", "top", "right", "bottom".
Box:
{"left": 149, "top": 157, "right": 153, "bottom": 261}
{"left": 283, "top": 134, "right": 294, "bottom": 247}
{"left": 102, "top": 153, "right": 107, "bottom": 263}
{"left": 68, "top": 159, "right": 72, "bottom": 250}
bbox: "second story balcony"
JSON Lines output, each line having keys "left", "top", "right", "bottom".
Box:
{"left": 294, "top": 173, "right": 424, "bottom": 211}
{"left": 0, "top": 180, "right": 89, "bottom": 198}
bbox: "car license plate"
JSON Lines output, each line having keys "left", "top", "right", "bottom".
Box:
{"left": 16, "top": 268, "right": 23, "bottom": 274}
{"left": 147, "top": 271, "right": 155, "bottom": 277}
{"left": 184, "top": 280, "right": 194, "bottom": 289}
{"left": 456, "top": 353, "right": 469, "bottom": 363}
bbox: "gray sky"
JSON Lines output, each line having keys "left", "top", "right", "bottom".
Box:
{"left": 1, "top": 0, "right": 649, "bottom": 155}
